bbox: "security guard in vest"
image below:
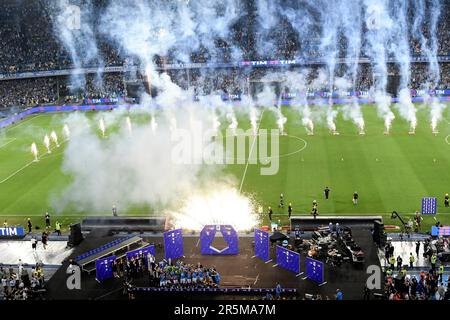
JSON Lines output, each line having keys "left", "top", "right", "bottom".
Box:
{"left": 409, "top": 253, "right": 415, "bottom": 269}
{"left": 55, "top": 221, "right": 61, "bottom": 236}
{"left": 389, "top": 255, "right": 396, "bottom": 270}
{"left": 400, "top": 266, "right": 407, "bottom": 278}
{"left": 431, "top": 254, "right": 437, "bottom": 271}
{"left": 439, "top": 264, "right": 445, "bottom": 282}
{"left": 386, "top": 268, "right": 393, "bottom": 277}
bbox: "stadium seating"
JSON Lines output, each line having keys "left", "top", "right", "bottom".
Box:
{"left": 74, "top": 235, "right": 135, "bottom": 262}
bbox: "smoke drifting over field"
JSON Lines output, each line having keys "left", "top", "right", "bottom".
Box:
{"left": 50, "top": 0, "right": 446, "bottom": 226}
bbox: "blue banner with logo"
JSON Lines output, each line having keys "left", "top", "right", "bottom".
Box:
{"left": 164, "top": 229, "right": 184, "bottom": 260}
{"left": 422, "top": 197, "right": 437, "bottom": 215}
{"left": 0, "top": 226, "right": 25, "bottom": 238}
{"left": 95, "top": 255, "right": 116, "bottom": 282}
{"left": 254, "top": 229, "right": 270, "bottom": 262}
{"left": 276, "top": 246, "right": 300, "bottom": 274}
{"left": 306, "top": 257, "right": 325, "bottom": 283}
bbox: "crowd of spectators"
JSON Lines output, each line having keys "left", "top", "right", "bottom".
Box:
{"left": 1, "top": 0, "right": 450, "bottom": 74}
{"left": 384, "top": 269, "right": 449, "bottom": 300}
{"left": 0, "top": 73, "right": 126, "bottom": 110}
{"left": 114, "top": 253, "right": 221, "bottom": 290}
{"left": 0, "top": 0, "right": 449, "bottom": 110}
{"left": 0, "top": 78, "right": 59, "bottom": 109}
{"left": 0, "top": 262, "right": 46, "bottom": 300}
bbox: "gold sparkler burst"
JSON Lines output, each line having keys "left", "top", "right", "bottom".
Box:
{"left": 169, "top": 186, "right": 259, "bottom": 231}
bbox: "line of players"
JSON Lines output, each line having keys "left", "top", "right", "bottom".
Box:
{"left": 267, "top": 190, "right": 450, "bottom": 221}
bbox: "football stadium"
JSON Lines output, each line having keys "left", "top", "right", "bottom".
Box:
{"left": 0, "top": 0, "right": 450, "bottom": 309}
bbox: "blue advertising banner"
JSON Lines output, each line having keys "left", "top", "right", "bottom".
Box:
{"left": 126, "top": 245, "right": 156, "bottom": 264}
{"left": 2, "top": 92, "right": 450, "bottom": 129}
{"left": 254, "top": 229, "right": 270, "bottom": 262}
{"left": 95, "top": 255, "right": 116, "bottom": 282}
{"left": 164, "top": 229, "right": 184, "bottom": 260}
{"left": 276, "top": 246, "right": 300, "bottom": 274}
{"left": 431, "top": 226, "right": 450, "bottom": 236}
{"left": 0, "top": 226, "right": 25, "bottom": 237}
{"left": 200, "top": 225, "right": 238, "bottom": 255}
{"left": 305, "top": 257, "right": 325, "bottom": 283}
{"left": 422, "top": 197, "right": 437, "bottom": 215}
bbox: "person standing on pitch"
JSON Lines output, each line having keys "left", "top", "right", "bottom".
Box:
{"left": 324, "top": 187, "right": 331, "bottom": 200}
{"left": 45, "top": 212, "right": 50, "bottom": 229}
{"left": 27, "top": 218, "right": 32, "bottom": 234}
{"left": 112, "top": 204, "right": 118, "bottom": 217}
{"left": 55, "top": 221, "right": 61, "bottom": 236}
{"left": 279, "top": 194, "right": 284, "bottom": 208}
{"left": 414, "top": 211, "right": 422, "bottom": 229}
{"left": 268, "top": 206, "right": 273, "bottom": 221}
{"left": 311, "top": 200, "right": 318, "bottom": 219}
{"left": 445, "top": 194, "right": 449, "bottom": 207}
{"left": 288, "top": 203, "right": 292, "bottom": 219}
{"left": 353, "top": 191, "right": 359, "bottom": 205}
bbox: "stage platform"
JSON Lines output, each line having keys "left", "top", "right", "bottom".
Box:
{"left": 44, "top": 226, "right": 382, "bottom": 300}
{"left": 290, "top": 215, "right": 383, "bottom": 230}
{"left": 81, "top": 216, "right": 167, "bottom": 232}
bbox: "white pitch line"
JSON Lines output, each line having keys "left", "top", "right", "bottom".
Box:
{"left": 239, "top": 110, "right": 265, "bottom": 193}
{"left": 446, "top": 135, "right": 450, "bottom": 145}
{"left": 0, "top": 140, "right": 67, "bottom": 185}
{"left": 0, "top": 138, "right": 16, "bottom": 149}
{"left": 2, "top": 114, "right": 43, "bottom": 132}
{"left": 253, "top": 274, "right": 259, "bottom": 285}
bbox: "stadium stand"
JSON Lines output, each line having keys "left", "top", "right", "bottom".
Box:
{"left": 0, "top": 0, "right": 449, "bottom": 111}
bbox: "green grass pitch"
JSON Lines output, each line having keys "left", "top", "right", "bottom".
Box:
{"left": 0, "top": 103, "right": 449, "bottom": 231}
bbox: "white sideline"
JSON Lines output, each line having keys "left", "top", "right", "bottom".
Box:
{"left": 0, "top": 140, "right": 67, "bottom": 185}
{"left": 239, "top": 110, "right": 265, "bottom": 193}
{"left": 2, "top": 114, "right": 43, "bottom": 132}
{"left": 0, "top": 138, "right": 16, "bottom": 149}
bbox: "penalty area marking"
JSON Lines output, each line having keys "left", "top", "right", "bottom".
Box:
{"left": 0, "top": 139, "right": 67, "bottom": 185}
{"left": 446, "top": 135, "right": 450, "bottom": 145}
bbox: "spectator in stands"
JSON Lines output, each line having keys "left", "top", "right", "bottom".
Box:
{"left": 0, "top": 263, "right": 45, "bottom": 300}
{"left": 335, "top": 289, "right": 343, "bottom": 300}
{"left": 274, "top": 282, "right": 282, "bottom": 299}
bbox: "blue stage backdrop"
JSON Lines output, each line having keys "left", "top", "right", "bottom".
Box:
{"left": 276, "top": 246, "right": 300, "bottom": 274}
{"left": 95, "top": 255, "right": 116, "bottom": 282}
{"left": 422, "top": 197, "right": 437, "bottom": 215}
{"left": 305, "top": 257, "right": 325, "bottom": 283}
{"left": 164, "top": 229, "right": 184, "bottom": 260}
{"left": 254, "top": 229, "right": 270, "bottom": 262}
{"left": 200, "top": 225, "right": 239, "bottom": 255}
{"left": 126, "top": 245, "right": 156, "bottom": 265}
